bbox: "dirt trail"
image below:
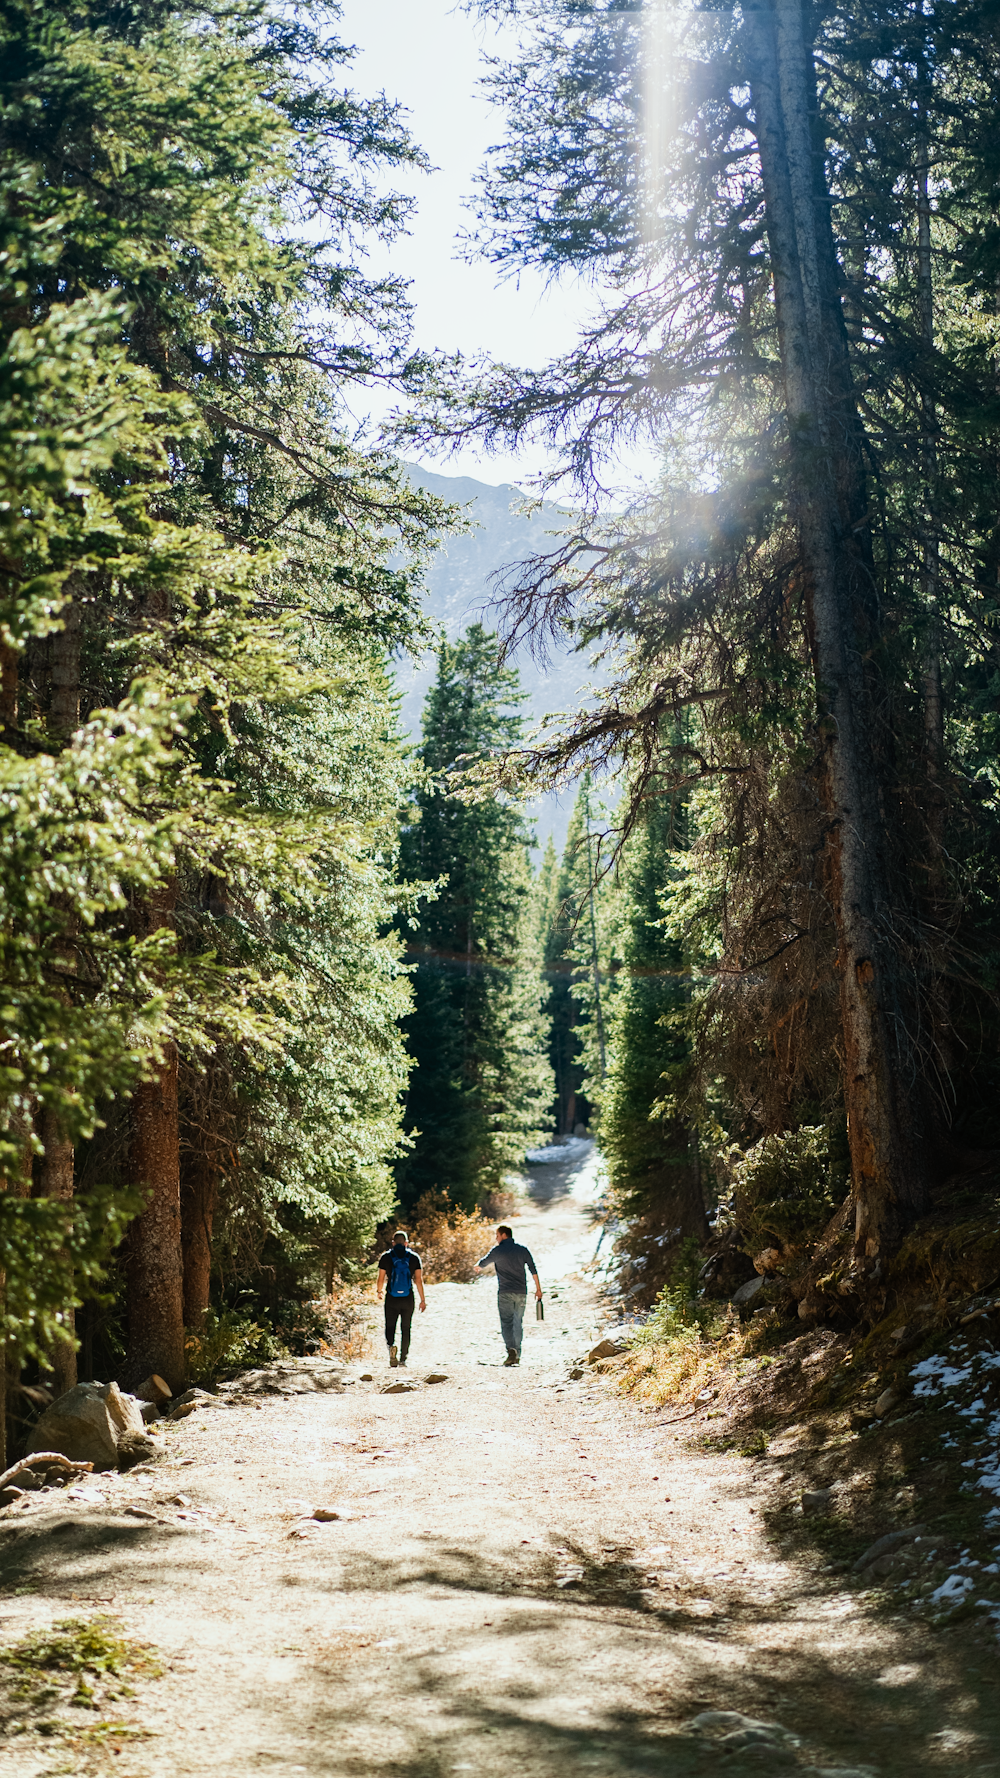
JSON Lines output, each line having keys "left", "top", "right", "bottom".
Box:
{"left": 2, "top": 1143, "right": 999, "bottom": 1777}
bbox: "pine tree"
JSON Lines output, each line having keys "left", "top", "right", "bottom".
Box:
{"left": 396, "top": 0, "right": 1000, "bottom": 1279}
{"left": 0, "top": 0, "right": 449, "bottom": 1406}
{"left": 397, "top": 626, "right": 553, "bottom": 1212}
{"left": 599, "top": 796, "right": 705, "bottom": 1247}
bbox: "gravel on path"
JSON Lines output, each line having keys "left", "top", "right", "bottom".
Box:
{"left": 1, "top": 1141, "right": 998, "bottom": 1777}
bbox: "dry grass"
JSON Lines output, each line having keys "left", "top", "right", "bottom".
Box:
{"left": 407, "top": 1191, "right": 498, "bottom": 1284}
{"left": 616, "top": 1308, "right": 773, "bottom": 1408}
{"left": 317, "top": 1280, "right": 375, "bottom": 1362}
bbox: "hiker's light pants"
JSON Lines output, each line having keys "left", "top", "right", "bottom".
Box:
{"left": 497, "top": 1290, "right": 526, "bottom": 1353}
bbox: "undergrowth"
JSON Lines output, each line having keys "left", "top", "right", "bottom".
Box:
{"left": 616, "top": 1244, "right": 784, "bottom": 1406}
{"left": 0, "top": 1615, "right": 163, "bottom": 1746}
{"left": 185, "top": 1308, "right": 286, "bottom": 1383}
{"left": 407, "top": 1190, "right": 498, "bottom": 1284}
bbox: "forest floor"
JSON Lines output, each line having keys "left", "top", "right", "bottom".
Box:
{"left": 1, "top": 1143, "right": 999, "bottom": 1778}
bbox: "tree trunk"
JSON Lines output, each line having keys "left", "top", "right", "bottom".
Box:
{"left": 33, "top": 580, "right": 85, "bottom": 1392}
{"left": 180, "top": 1142, "right": 216, "bottom": 1333}
{"left": 125, "top": 886, "right": 185, "bottom": 1391}
{"left": 1, "top": 1120, "right": 35, "bottom": 1470}
{"left": 49, "top": 587, "right": 81, "bottom": 739}
{"left": 743, "top": 0, "right": 930, "bottom": 1262}
{"left": 37, "top": 1109, "right": 77, "bottom": 1396}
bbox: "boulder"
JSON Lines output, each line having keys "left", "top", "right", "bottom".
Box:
{"left": 852, "top": 1525, "right": 927, "bottom": 1573}
{"left": 424, "top": 1374, "right": 449, "bottom": 1385}
{"left": 168, "top": 1387, "right": 229, "bottom": 1420}
{"left": 731, "top": 1274, "right": 766, "bottom": 1308}
{"left": 139, "top": 1400, "right": 161, "bottom": 1425}
{"left": 874, "top": 1384, "right": 905, "bottom": 1417}
{"left": 801, "top": 1487, "right": 835, "bottom": 1515}
{"left": 117, "top": 1431, "right": 165, "bottom": 1470}
{"left": 27, "top": 1382, "right": 145, "bottom": 1472}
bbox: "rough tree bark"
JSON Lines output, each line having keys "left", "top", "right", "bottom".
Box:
{"left": 1, "top": 1121, "right": 36, "bottom": 1470}
{"left": 125, "top": 885, "right": 186, "bottom": 1392}
{"left": 180, "top": 1139, "right": 217, "bottom": 1333}
{"left": 37, "top": 1109, "right": 77, "bottom": 1396}
{"left": 742, "top": 0, "right": 931, "bottom": 1261}
{"left": 40, "top": 583, "right": 83, "bottom": 1391}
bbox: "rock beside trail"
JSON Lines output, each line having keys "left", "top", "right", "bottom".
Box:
{"left": 117, "top": 1431, "right": 166, "bottom": 1470}
{"left": 801, "top": 1486, "right": 835, "bottom": 1515}
{"left": 424, "top": 1373, "right": 448, "bottom": 1384}
{"left": 313, "top": 1506, "right": 353, "bottom": 1521}
{"left": 381, "top": 1381, "right": 419, "bottom": 1395}
{"left": 588, "top": 1339, "right": 623, "bottom": 1363}
{"left": 169, "top": 1388, "right": 231, "bottom": 1419}
{"left": 0, "top": 1450, "right": 94, "bottom": 1506}
{"left": 27, "top": 1382, "right": 145, "bottom": 1471}
{"left": 731, "top": 1273, "right": 766, "bottom": 1307}
{"left": 852, "top": 1525, "right": 927, "bottom": 1573}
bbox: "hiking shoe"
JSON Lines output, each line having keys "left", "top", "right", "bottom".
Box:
{"left": 389, "top": 1344, "right": 398, "bottom": 1368}
{"left": 398, "top": 1357, "right": 408, "bottom": 1367}
{"left": 504, "top": 1348, "right": 518, "bottom": 1367}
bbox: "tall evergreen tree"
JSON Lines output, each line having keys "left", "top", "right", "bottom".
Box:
{"left": 397, "top": 0, "right": 1000, "bottom": 1288}
{"left": 397, "top": 626, "right": 553, "bottom": 1212}
{"left": 599, "top": 795, "right": 705, "bottom": 1246}
{"left": 0, "top": 0, "right": 448, "bottom": 1412}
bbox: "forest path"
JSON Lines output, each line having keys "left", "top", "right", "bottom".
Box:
{"left": 2, "top": 1143, "right": 998, "bottom": 1778}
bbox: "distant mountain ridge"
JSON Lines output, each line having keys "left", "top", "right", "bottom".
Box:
{"left": 398, "top": 462, "right": 593, "bottom": 851}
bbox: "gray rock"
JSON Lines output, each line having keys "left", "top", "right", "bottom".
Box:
{"left": 139, "top": 1400, "right": 161, "bottom": 1424}
{"left": 0, "top": 1486, "right": 25, "bottom": 1507}
{"left": 693, "top": 1712, "right": 778, "bottom": 1734}
{"left": 874, "top": 1385, "right": 903, "bottom": 1416}
{"left": 169, "top": 1387, "right": 231, "bottom": 1420}
{"left": 313, "top": 1506, "right": 353, "bottom": 1521}
{"left": 424, "top": 1374, "right": 449, "bottom": 1384}
{"left": 380, "top": 1381, "right": 419, "bottom": 1395}
{"left": 801, "top": 1487, "right": 835, "bottom": 1515}
{"left": 588, "top": 1339, "right": 623, "bottom": 1363}
{"left": 117, "top": 1431, "right": 164, "bottom": 1470}
{"left": 170, "top": 1387, "right": 221, "bottom": 1409}
{"left": 732, "top": 1274, "right": 766, "bottom": 1307}
{"left": 359, "top": 1373, "right": 374, "bottom": 1382}
{"left": 27, "top": 1382, "right": 145, "bottom": 1471}
{"left": 852, "top": 1525, "right": 927, "bottom": 1573}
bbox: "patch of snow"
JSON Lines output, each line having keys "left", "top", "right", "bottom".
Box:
{"left": 910, "top": 1354, "right": 973, "bottom": 1397}
{"left": 929, "top": 1572, "right": 973, "bottom": 1607}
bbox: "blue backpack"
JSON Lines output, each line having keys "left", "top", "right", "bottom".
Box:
{"left": 388, "top": 1248, "right": 413, "bottom": 1297}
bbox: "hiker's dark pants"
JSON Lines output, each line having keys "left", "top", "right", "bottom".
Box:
{"left": 384, "top": 1292, "right": 414, "bottom": 1360}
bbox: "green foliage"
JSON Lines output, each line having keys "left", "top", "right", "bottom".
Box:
{"left": 0, "top": 0, "right": 450, "bottom": 1367}
{"left": 397, "top": 625, "right": 553, "bottom": 1210}
{"left": 726, "top": 1127, "right": 844, "bottom": 1256}
{"left": 0, "top": 1183, "right": 142, "bottom": 1358}
{"left": 183, "top": 1306, "right": 283, "bottom": 1383}
{"left": 599, "top": 789, "right": 703, "bottom": 1237}
{"left": 635, "top": 1237, "right": 711, "bottom": 1343}
{"left": 1, "top": 1615, "right": 162, "bottom": 1720}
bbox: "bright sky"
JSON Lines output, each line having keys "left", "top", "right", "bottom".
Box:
{"left": 336, "top": 0, "right": 596, "bottom": 486}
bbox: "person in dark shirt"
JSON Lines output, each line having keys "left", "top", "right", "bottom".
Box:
{"left": 376, "top": 1230, "right": 426, "bottom": 1367}
{"left": 475, "top": 1224, "right": 542, "bottom": 1366}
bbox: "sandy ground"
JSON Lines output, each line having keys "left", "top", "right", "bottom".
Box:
{"left": 2, "top": 1142, "right": 999, "bottom": 1778}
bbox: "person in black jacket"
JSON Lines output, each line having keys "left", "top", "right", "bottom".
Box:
{"left": 475, "top": 1225, "right": 543, "bottom": 1366}
{"left": 376, "top": 1231, "right": 426, "bottom": 1367}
